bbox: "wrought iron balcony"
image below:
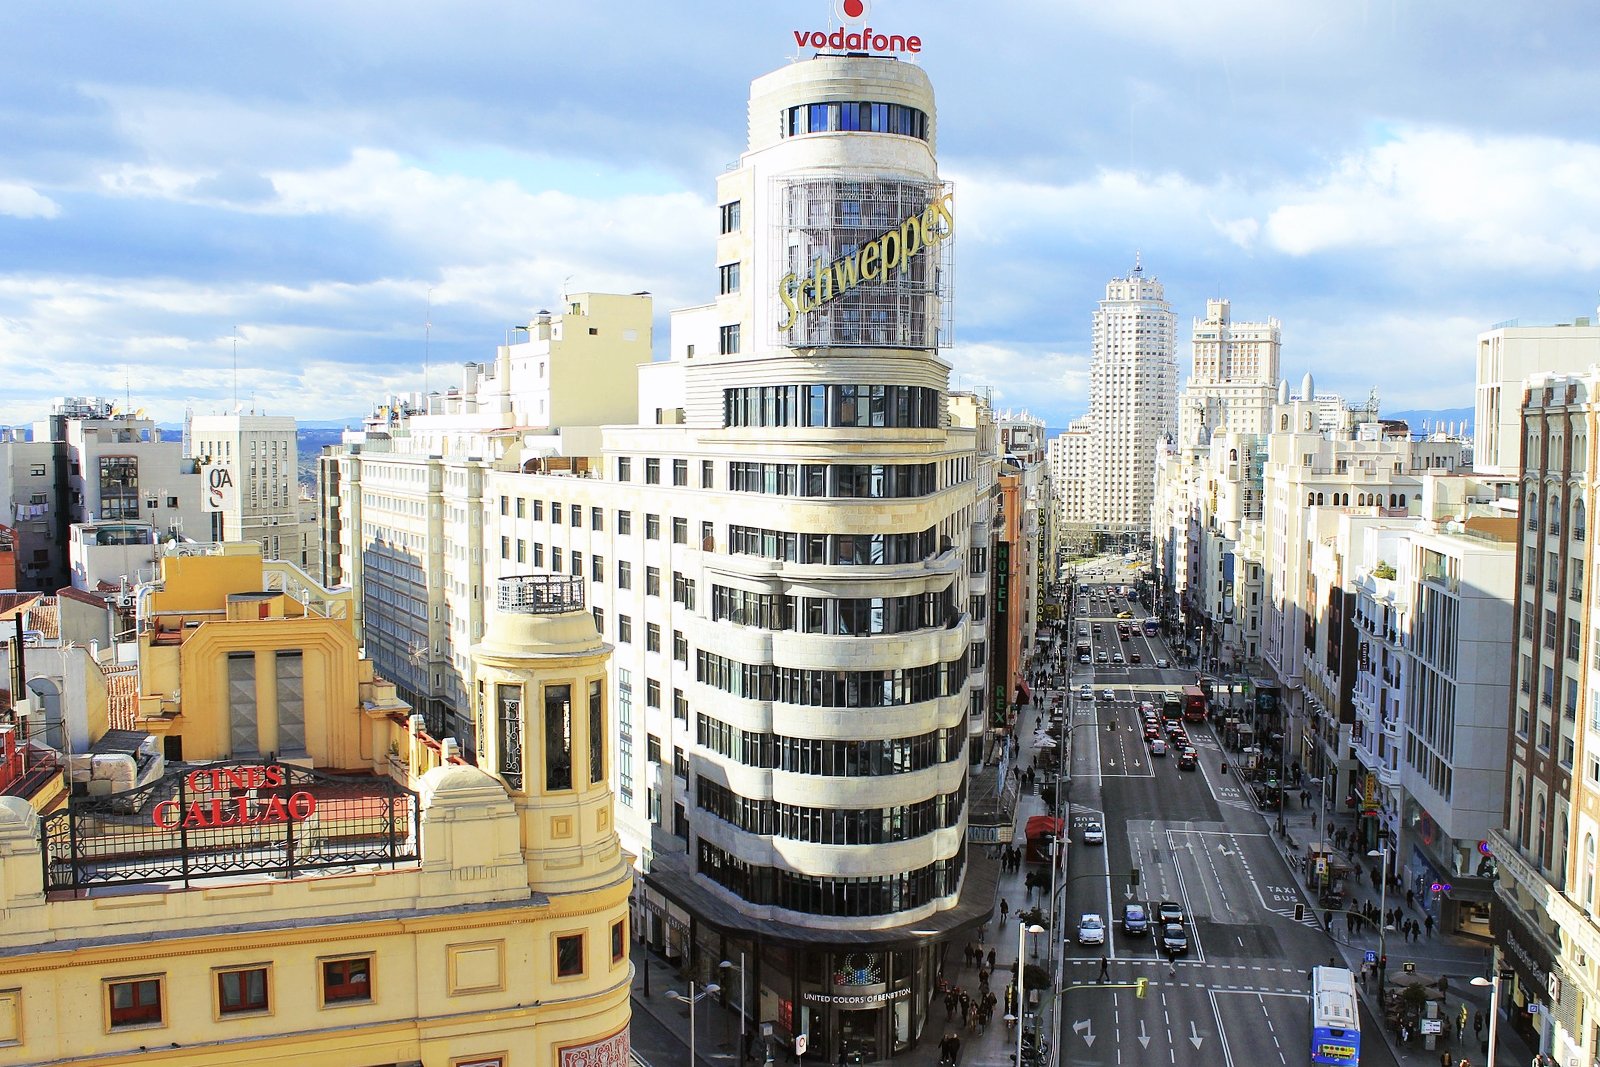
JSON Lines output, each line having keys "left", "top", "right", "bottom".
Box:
{"left": 496, "top": 574, "right": 585, "bottom": 614}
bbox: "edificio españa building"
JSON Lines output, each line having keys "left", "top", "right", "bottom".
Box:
{"left": 322, "top": 42, "right": 1004, "bottom": 1062}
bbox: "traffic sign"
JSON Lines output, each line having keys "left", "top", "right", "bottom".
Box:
{"left": 795, "top": 1035, "right": 808, "bottom": 1056}
{"left": 1363, "top": 951, "right": 1377, "bottom": 964}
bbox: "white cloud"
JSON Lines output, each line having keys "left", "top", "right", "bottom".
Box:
{"left": 0, "top": 181, "right": 59, "bottom": 219}
{"left": 947, "top": 341, "right": 1092, "bottom": 421}
{"left": 1262, "top": 127, "right": 1600, "bottom": 268}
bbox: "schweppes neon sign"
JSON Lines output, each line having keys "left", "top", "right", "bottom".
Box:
{"left": 777, "top": 192, "right": 954, "bottom": 331}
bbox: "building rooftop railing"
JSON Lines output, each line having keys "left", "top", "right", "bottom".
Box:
{"left": 496, "top": 574, "right": 585, "bottom": 614}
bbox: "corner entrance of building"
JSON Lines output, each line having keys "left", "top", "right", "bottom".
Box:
{"left": 838, "top": 1009, "right": 878, "bottom": 1062}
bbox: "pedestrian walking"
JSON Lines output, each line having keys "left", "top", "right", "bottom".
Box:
{"left": 1000, "top": 898, "right": 1010, "bottom": 922}
{"left": 1406, "top": 888, "right": 1416, "bottom": 909}
{"left": 987, "top": 948, "right": 996, "bottom": 970}
{"left": 945, "top": 989, "right": 957, "bottom": 1020}
{"left": 959, "top": 990, "right": 970, "bottom": 1026}
{"left": 1439, "top": 1051, "right": 1452, "bottom": 1067}
{"left": 1099, "top": 955, "right": 1110, "bottom": 980}
{"left": 1425, "top": 913, "right": 1436, "bottom": 937}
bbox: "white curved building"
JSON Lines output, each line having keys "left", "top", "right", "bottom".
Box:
{"left": 322, "top": 46, "right": 1000, "bottom": 1064}
{"left": 636, "top": 52, "right": 987, "bottom": 1061}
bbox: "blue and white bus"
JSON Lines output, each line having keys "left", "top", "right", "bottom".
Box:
{"left": 1309, "top": 966, "right": 1361, "bottom": 1065}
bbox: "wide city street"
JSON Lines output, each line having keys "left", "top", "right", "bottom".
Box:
{"left": 1046, "top": 575, "right": 1392, "bottom": 1067}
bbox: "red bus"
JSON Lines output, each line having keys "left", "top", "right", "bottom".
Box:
{"left": 1182, "top": 684, "right": 1207, "bottom": 722}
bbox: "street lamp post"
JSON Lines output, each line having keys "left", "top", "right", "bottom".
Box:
{"left": 720, "top": 956, "right": 747, "bottom": 1063}
{"left": 666, "top": 980, "right": 722, "bottom": 1067}
{"left": 1367, "top": 845, "right": 1390, "bottom": 964}
{"left": 1470, "top": 973, "right": 1505, "bottom": 1067}
{"left": 1015, "top": 921, "right": 1045, "bottom": 1067}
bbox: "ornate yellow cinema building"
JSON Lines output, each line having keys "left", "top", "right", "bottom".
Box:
{"left": 0, "top": 547, "right": 631, "bottom": 1067}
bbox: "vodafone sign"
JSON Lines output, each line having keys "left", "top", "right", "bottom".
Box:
{"left": 794, "top": 0, "right": 921, "bottom": 56}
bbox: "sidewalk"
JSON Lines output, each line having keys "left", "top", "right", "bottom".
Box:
{"left": 1272, "top": 781, "right": 1536, "bottom": 1067}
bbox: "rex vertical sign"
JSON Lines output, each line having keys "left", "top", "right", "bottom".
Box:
{"left": 793, "top": 0, "right": 922, "bottom": 56}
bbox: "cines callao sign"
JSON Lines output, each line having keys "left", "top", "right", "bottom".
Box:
{"left": 151, "top": 764, "right": 318, "bottom": 830}
{"left": 776, "top": 193, "right": 953, "bottom": 331}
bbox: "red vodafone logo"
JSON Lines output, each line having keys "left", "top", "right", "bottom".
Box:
{"left": 794, "top": 0, "right": 920, "bottom": 56}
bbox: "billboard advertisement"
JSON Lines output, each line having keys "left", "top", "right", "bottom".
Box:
{"left": 772, "top": 176, "right": 954, "bottom": 350}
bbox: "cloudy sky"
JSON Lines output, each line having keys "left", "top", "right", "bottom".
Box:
{"left": 3, "top": 1, "right": 1597, "bottom": 428}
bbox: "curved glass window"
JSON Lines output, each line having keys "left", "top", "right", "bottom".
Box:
{"left": 711, "top": 584, "right": 957, "bottom": 635}
{"left": 695, "top": 650, "right": 968, "bottom": 707}
{"left": 727, "top": 461, "right": 937, "bottom": 498}
{"left": 784, "top": 101, "right": 928, "bottom": 141}
{"left": 697, "top": 839, "right": 964, "bottom": 916}
{"left": 727, "top": 525, "right": 937, "bottom": 565}
{"left": 698, "top": 778, "right": 966, "bottom": 844}
{"left": 724, "top": 384, "right": 942, "bottom": 429}
{"left": 696, "top": 714, "right": 965, "bottom": 775}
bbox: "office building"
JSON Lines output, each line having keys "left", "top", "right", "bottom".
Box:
{"left": 1491, "top": 368, "right": 1600, "bottom": 1062}
{"left": 1084, "top": 261, "right": 1177, "bottom": 540}
{"left": 188, "top": 413, "right": 301, "bottom": 560}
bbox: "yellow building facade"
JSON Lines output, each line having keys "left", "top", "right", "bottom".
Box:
{"left": 0, "top": 547, "right": 631, "bottom": 1067}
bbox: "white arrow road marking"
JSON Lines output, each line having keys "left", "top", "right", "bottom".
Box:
{"left": 1137, "top": 1020, "right": 1151, "bottom": 1049}
{"left": 1072, "top": 1019, "right": 1095, "bottom": 1047}
{"left": 1189, "top": 1021, "right": 1204, "bottom": 1049}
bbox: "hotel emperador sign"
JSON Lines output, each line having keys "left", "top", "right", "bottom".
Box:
{"left": 775, "top": 178, "right": 954, "bottom": 349}
{"left": 42, "top": 760, "right": 421, "bottom": 892}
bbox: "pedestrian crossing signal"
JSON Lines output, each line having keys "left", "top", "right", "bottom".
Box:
{"left": 1294, "top": 903, "right": 1305, "bottom": 921}
{"left": 1135, "top": 978, "right": 1148, "bottom": 999}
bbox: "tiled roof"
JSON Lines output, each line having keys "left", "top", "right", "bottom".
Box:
{"left": 28, "top": 596, "right": 59, "bottom": 639}
{"left": 104, "top": 666, "right": 140, "bottom": 732}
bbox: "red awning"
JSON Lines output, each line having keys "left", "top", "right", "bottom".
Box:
{"left": 1015, "top": 678, "right": 1032, "bottom": 701}
{"left": 1024, "top": 815, "right": 1063, "bottom": 839}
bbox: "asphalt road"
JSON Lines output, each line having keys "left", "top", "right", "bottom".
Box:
{"left": 1046, "top": 582, "right": 1395, "bottom": 1067}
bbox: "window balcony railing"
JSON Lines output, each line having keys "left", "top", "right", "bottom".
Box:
{"left": 497, "top": 574, "right": 586, "bottom": 613}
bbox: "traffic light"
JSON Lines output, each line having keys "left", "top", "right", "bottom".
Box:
{"left": 1135, "top": 977, "right": 1149, "bottom": 999}
{"left": 1130, "top": 867, "right": 1140, "bottom": 887}
{"left": 1294, "top": 903, "right": 1305, "bottom": 922}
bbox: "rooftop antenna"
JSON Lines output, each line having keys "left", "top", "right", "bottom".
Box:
{"left": 1133, "top": 250, "right": 1143, "bottom": 274}
{"left": 424, "top": 287, "right": 433, "bottom": 395}
{"left": 232, "top": 327, "right": 240, "bottom": 411}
